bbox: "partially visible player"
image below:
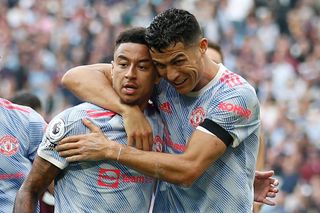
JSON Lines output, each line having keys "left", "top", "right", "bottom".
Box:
{"left": 10, "top": 91, "right": 43, "bottom": 115}
{"left": 13, "top": 27, "right": 165, "bottom": 213}
{"left": 207, "top": 41, "right": 224, "bottom": 64}
{"left": 10, "top": 91, "right": 54, "bottom": 213}
{"left": 0, "top": 98, "right": 46, "bottom": 213}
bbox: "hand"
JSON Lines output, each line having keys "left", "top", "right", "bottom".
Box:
{"left": 56, "top": 118, "right": 119, "bottom": 162}
{"left": 122, "top": 106, "right": 153, "bottom": 151}
{"left": 254, "top": 170, "right": 279, "bottom": 206}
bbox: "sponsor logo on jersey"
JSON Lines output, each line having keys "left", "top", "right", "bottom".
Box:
{"left": 159, "top": 102, "right": 172, "bottom": 114}
{"left": 0, "top": 135, "right": 19, "bottom": 156}
{"left": 189, "top": 107, "right": 206, "bottom": 128}
{"left": 98, "top": 168, "right": 153, "bottom": 188}
{"left": 218, "top": 102, "right": 251, "bottom": 119}
{"left": 220, "top": 69, "right": 244, "bottom": 87}
{"left": 98, "top": 169, "right": 121, "bottom": 188}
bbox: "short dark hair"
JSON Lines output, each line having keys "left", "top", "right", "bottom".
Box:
{"left": 146, "top": 8, "right": 202, "bottom": 52}
{"left": 115, "top": 27, "right": 148, "bottom": 50}
{"left": 11, "top": 91, "right": 42, "bottom": 111}
{"left": 208, "top": 41, "right": 224, "bottom": 63}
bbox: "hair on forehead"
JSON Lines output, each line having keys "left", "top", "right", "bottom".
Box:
{"left": 115, "top": 27, "right": 148, "bottom": 50}
{"left": 146, "top": 8, "right": 202, "bottom": 52}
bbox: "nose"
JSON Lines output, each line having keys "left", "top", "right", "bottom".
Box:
{"left": 166, "top": 66, "right": 179, "bottom": 82}
{"left": 125, "top": 65, "right": 137, "bottom": 79}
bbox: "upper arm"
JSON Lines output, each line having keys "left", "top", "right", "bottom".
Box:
{"left": 61, "top": 63, "right": 112, "bottom": 87}
{"left": 61, "top": 63, "right": 125, "bottom": 111}
{"left": 21, "top": 155, "right": 61, "bottom": 194}
{"left": 206, "top": 86, "right": 260, "bottom": 147}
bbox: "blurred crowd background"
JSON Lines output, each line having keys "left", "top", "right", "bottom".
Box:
{"left": 0, "top": 0, "right": 320, "bottom": 212}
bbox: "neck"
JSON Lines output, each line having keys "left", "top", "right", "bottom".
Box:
{"left": 193, "top": 56, "right": 219, "bottom": 91}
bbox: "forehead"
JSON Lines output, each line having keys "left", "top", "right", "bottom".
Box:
{"left": 114, "top": 43, "right": 151, "bottom": 61}
{"left": 150, "top": 42, "right": 189, "bottom": 61}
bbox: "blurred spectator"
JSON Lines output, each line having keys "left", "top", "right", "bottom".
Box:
{"left": 1, "top": 0, "right": 320, "bottom": 212}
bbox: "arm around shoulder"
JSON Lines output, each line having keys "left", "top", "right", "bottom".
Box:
{"left": 61, "top": 63, "right": 115, "bottom": 109}
{"left": 117, "top": 129, "right": 227, "bottom": 187}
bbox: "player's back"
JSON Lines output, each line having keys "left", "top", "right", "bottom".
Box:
{"left": 38, "top": 102, "right": 164, "bottom": 213}
{"left": 0, "top": 98, "right": 46, "bottom": 213}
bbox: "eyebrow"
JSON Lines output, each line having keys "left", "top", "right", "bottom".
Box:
{"left": 117, "top": 55, "right": 151, "bottom": 63}
{"left": 152, "top": 53, "right": 185, "bottom": 65}
{"left": 170, "top": 53, "right": 185, "bottom": 63}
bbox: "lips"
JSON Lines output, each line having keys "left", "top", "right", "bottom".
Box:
{"left": 173, "top": 78, "right": 187, "bottom": 87}
{"left": 122, "top": 82, "right": 138, "bottom": 95}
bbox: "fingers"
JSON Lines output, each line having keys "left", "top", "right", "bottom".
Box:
{"left": 58, "top": 148, "right": 81, "bottom": 158}
{"left": 60, "top": 135, "right": 83, "bottom": 145}
{"left": 135, "top": 138, "right": 143, "bottom": 150}
{"left": 127, "top": 135, "right": 134, "bottom": 147}
{"left": 56, "top": 142, "right": 79, "bottom": 152}
{"left": 66, "top": 155, "right": 83, "bottom": 162}
{"left": 255, "top": 170, "right": 274, "bottom": 179}
{"left": 271, "top": 178, "right": 279, "bottom": 186}
{"left": 127, "top": 132, "right": 151, "bottom": 151}
{"left": 82, "top": 118, "right": 101, "bottom": 132}
{"left": 142, "top": 135, "right": 150, "bottom": 151}
{"left": 267, "top": 191, "right": 277, "bottom": 198}
{"left": 262, "top": 198, "right": 276, "bottom": 206}
{"left": 148, "top": 134, "right": 153, "bottom": 150}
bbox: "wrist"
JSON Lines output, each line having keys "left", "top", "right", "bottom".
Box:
{"left": 119, "top": 104, "right": 140, "bottom": 116}
{"left": 107, "top": 143, "right": 124, "bottom": 161}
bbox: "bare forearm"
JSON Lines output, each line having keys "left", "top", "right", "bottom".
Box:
{"left": 14, "top": 187, "right": 40, "bottom": 213}
{"left": 14, "top": 156, "right": 61, "bottom": 213}
{"left": 113, "top": 145, "right": 199, "bottom": 187}
{"left": 62, "top": 63, "right": 127, "bottom": 114}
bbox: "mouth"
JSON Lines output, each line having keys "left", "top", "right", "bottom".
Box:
{"left": 122, "top": 83, "right": 138, "bottom": 95}
{"left": 173, "top": 78, "right": 188, "bottom": 87}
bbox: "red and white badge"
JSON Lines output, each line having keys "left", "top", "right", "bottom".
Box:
{"left": 0, "top": 135, "right": 19, "bottom": 156}
{"left": 189, "top": 107, "right": 205, "bottom": 128}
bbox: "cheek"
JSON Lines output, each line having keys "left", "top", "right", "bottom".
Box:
{"left": 156, "top": 68, "right": 166, "bottom": 77}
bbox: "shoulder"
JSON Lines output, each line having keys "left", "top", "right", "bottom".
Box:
{"left": 0, "top": 98, "right": 46, "bottom": 125}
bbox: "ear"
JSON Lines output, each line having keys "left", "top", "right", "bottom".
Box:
{"left": 111, "top": 61, "right": 114, "bottom": 79}
{"left": 199, "top": 38, "right": 208, "bottom": 54}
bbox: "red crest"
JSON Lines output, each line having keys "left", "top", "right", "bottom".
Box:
{"left": 0, "top": 135, "right": 19, "bottom": 156}
{"left": 160, "top": 102, "right": 172, "bottom": 114}
{"left": 189, "top": 107, "right": 205, "bottom": 128}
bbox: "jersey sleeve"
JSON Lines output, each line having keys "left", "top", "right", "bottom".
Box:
{"left": 37, "top": 109, "right": 87, "bottom": 169}
{"left": 27, "top": 110, "right": 47, "bottom": 162}
{"left": 198, "top": 85, "right": 260, "bottom": 148}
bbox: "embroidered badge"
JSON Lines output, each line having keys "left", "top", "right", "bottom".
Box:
{"left": 0, "top": 135, "right": 19, "bottom": 156}
{"left": 46, "top": 118, "right": 65, "bottom": 143}
{"left": 189, "top": 107, "right": 205, "bottom": 128}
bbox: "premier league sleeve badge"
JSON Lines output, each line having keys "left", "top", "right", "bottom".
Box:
{"left": 45, "top": 118, "right": 66, "bottom": 146}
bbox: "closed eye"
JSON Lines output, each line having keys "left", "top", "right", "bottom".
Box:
{"left": 173, "top": 60, "right": 185, "bottom": 66}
